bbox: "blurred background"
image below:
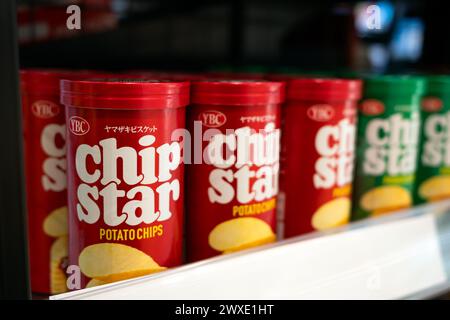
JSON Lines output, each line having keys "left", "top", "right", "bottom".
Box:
{"left": 3, "top": 0, "right": 450, "bottom": 300}
{"left": 15, "top": 0, "right": 450, "bottom": 75}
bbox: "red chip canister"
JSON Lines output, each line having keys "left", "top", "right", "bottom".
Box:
{"left": 187, "top": 80, "right": 284, "bottom": 262}
{"left": 61, "top": 79, "right": 188, "bottom": 289}
{"left": 281, "top": 78, "right": 362, "bottom": 238}
{"left": 20, "top": 69, "right": 98, "bottom": 295}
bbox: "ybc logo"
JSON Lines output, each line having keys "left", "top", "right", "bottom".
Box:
{"left": 360, "top": 99, "right": 385, "bottom": 116}
{"left": 307, "top": 104, "right": 334, "bottom": 122}
{"left": 422, "top": 97, "right": 443, "bottom": 112}
{"left": 69, "top": 116, "right": 90, "bottom": 135}
{"left": 32, "top": 100, "right": 60, "bottom": 119}
{"left": 199, "top": 110, "right": 227, "bottom": 128}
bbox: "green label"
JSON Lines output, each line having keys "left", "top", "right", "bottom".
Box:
{"left": 352, "top": 101, "right": 420, "bottom": 220}
{"left": 413, "top": 107, "right": 450, "bottom": 204}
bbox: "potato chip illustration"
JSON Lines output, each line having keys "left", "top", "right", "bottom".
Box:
{"left": 79, "top": 243, "right": 166, "bottom": 282}
{"left": 86, "top": 278, "right": 108, "bottom": 288}
{"left": 311, "top": 197, "right": 351, "bottom": 231}
{"left": 43, "top": 206, "right": 68, "bottom": 238}
{"left": 360, "top": 186, "right": 411, "bottom": 214}
{"left": 100, "top": 267, "right": 167, "bottom": 283}
{"left": 419, "top": 175, "right": 450, "bottom": 202}
{"left": 50, "top": 236, "right": 68, "bottom": 261}
{"left": 50, "top": 236, "right": 68, "bottom": 294}
{"left": 50, "top": 259, "right": 67, "bottom": 294}
{"left": 222, "top": 236, "right": 275, "bottom": 254}
{"left": 208, "top": 217, "right": 275, "bottom": 253}
{"left": 371, "top": 205, "right": 410, "bottom": 217}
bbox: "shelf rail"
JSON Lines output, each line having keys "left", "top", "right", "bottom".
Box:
{"left": 53, "top": 200, "right": 450, "bottom": 300}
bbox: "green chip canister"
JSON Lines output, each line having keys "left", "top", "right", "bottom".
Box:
{"left": 352, "top": 76, "right": 425, "bottom": 220}
{"left": 414, "top": 76, "right": 450, "bottom": 204}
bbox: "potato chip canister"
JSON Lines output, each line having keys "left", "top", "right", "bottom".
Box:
{"left": 186, "top": 80, "right": 284, "bottom": 261}
{"left": 352, "top": 76, "right": 425, "bottom": 220}
{"left": 21, "top": 69, "right": 103, "bottom": 294}
{"left": 20, "top": 69, "right": 76, "bottom": 294}
{"left": 414, "top": 76, "right": 450, "bottom": 204}
{"left": 61, "top": 79, "right": 189, "bottom": 289}
{"left": 280, "top": 78, "right": 362, "bottom": 238}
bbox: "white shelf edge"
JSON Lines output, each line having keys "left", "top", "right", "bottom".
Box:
{"left": 52, "top": 200, "right": 450, "bottom": 300}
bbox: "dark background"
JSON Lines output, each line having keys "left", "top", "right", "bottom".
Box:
{"left": 17, "top": 0, "right": 450, "bottom": 74}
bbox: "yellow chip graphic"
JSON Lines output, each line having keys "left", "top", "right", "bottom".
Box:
{"left": 222, "top": 237, "right": 275, "bottom": 254}
{"left": 419, "top": 175, "right": 450, "bottom": 202}
{"left": 86, "top": 278, "right": 108, "bottom": 288}
{"left": 43, "top": 206, "right": 68, "bottom": 238}
{"left": 79, "top": 243, "right": 166, "bottom": 282}
{"left": 99, "top": 267, "right": 167, "bottom": 283}
{"left": 360, "top": 186, "right": 411, "bottom": 214}
{"left": 311, "top": 197, "right": 351, "bottom": 231}
{"left": 50, "top": 259, "right": 67, "bottom": 294}
{"left": 208, "top": 217, "right": 275, "bottom": 253}
{"left": 50, "top": 236, "right": 68, "bottom": 294}
{"left": 50, "top": 236, "right": 68, "bottom": 261}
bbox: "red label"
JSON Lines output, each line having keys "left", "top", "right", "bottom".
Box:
{"left": 22, "top": 94, "right": 68, "bottom": 294}
{"left": 187, "top": 105, "right": 280, "bottom": 262}
{"left": 281, "top": 101, "right": 357, "bottom": 237}
{"left": 422, "top": 97, "right": 443, "bottom": 112}
{"left": 360, "top": 99, "right": 385, "bottom": 115}
{"left": 198, "top": 110, "right": 227, "bottom": 128}
{"left": 66, "top": 106, "right": 185, "bottom": 289}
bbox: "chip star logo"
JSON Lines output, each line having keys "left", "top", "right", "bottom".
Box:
{"left": 69, "top": 116, "right": 90, "bottom": 136}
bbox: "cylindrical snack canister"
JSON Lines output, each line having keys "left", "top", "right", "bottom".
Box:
{"left": 187, "top": 80, "right": 284, "bottom": 262}
{"left": 20, "top": 69, "right": 97, "bottom": 295}
{"left": 281, "top": 78, "right": 362, "bottom": 238}
{"left": 61, "top": 79, "right": 189, "bottom": 289}
{"left": 352, "top": 76, "right": 425, "bottom": 220}
{"left": 414, "top": 76, "right": 450, "bottom": 204}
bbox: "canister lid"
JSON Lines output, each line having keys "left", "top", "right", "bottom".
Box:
{"left": 424, "top": 76, "right": 450, "bottom": 96}
{"left": 364, "top": 75, "right": 425, "bottom": 97}
{"left": 191, "top": 80, "right": 285, "bottom": 106}
{"left": 61, "top": 79, "right": 190, "bottom": 110}
{"left": 285, "top": 78, "right": 362, "bottom": 101}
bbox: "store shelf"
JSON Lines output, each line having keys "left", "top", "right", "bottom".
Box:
{"left": 52, "top": 200, "right": 450, "bottom": 300}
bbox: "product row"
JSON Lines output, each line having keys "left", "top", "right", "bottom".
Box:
{"left": 19, "top": 69, "right": 450, "bottom": 295}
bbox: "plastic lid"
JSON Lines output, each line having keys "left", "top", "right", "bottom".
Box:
{"left": 364, "top": 75, "right": 425, "bottom": 97}
{"left": 286, "top": 78, "right": 362, "bottom": 101}
{"left": 61, "top": 78, "right": 190, "bottom": 110}
{"left": 425, "top": 76, "right": 450, "bottom": 96}
{"left": 191, "top": 80, "right": 285, "bottom": 106}
{"left": 20, "top": 69, "right": 99, "bottom": 95}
